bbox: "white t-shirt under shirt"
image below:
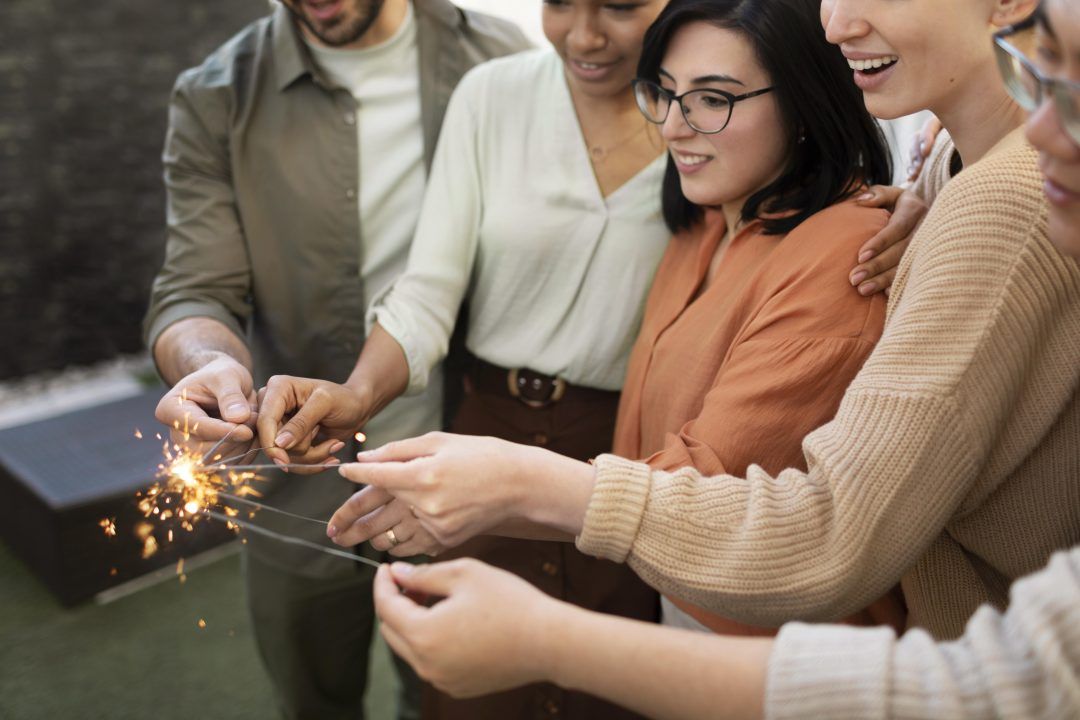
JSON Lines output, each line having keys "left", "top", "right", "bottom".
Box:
{"left": 305, "top": 3, "right": 441, "bottom": 447}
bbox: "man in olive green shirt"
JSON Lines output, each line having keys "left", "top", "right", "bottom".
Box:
{"left": 143, "top": 1, "right": 528, "bottom": 717}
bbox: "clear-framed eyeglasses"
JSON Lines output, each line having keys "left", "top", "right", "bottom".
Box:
{"left": 994, "top": 17, "right": 1080, "bottom": 145}
{"left": 632, "top": 79, "right": 774, "bottom": 135}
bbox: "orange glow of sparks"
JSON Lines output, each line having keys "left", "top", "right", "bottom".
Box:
{"left": 134, "top": 428, "right": 143, "bottom": 439}
{"left": 128, "top": 443, "right": 264, "bottom": 559}
{"left": 355, "top": 432, "right": 367, "bottom": 443}
{"left": 197, "top": 618, "right": 206, "bottom": 629}
{"left": 99, "top": 517, "right": 117, "bottom": 537}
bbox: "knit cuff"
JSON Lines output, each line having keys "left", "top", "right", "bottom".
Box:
{"left": 575, "top": 454, "right": 652, "bottom": 563}
{"left": 765, "top": 623, "right": 894, "bottom": 720}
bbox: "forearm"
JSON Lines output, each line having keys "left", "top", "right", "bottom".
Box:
{"left": 542, "top": 602, "right": 769, "bottom": 720}
{"left": 344, "top": 323, "right": 411, "bottom": 421}
{"left": 153, "top": 316, "right": 252, "bottom": 385}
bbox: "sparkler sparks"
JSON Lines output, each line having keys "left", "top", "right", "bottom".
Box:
{"left": 130, "top": 440, "right": 263, "bottom": 559}
{"left": 109, "top": 403, "right": 373, "bottom": 579}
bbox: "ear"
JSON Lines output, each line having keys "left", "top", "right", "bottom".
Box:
{"left": 990, "top": 0, "right": 1038, "bottom": 29}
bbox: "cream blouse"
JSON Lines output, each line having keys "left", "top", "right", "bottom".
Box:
{"left": 368, "top": 48, "right": 670, "bottom": 393}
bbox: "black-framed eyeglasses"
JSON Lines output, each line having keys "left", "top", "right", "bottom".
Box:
{"left": 994, "top": 17, "right": 1080, "bottom": 145}
{"left": 632, "top": 79, "right": 774, "bottom": 135}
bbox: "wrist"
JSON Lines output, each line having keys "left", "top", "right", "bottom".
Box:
{"left": 344, "top": 378, "right": 375, "bottom": 427}
{"left": 521, "top": 448, "right": 595, "bottom": 537}
{"left": 528, "top": 596, "right": 578, "bottom": 687}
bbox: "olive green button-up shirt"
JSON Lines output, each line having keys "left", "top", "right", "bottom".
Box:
{"left": 143, "top": 0, "right": 529, "bottom": 387}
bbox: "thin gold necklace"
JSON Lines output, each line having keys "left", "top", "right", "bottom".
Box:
{"left": 588, "top": 120, "right": 653, "bottom": 162}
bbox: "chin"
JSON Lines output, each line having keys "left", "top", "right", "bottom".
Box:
{"left": 861, "top": 94, "right": 923, "bottom": 122}
{"left": 1048, "top": 209, "right": 1080, "bottom": 261}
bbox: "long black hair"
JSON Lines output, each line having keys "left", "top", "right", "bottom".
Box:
{"left": 639, "top": 0, "right": 892, "bottom": 235}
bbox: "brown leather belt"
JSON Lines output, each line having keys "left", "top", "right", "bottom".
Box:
{"left": 469, "top": 356, "right": 615, "bottom": 409}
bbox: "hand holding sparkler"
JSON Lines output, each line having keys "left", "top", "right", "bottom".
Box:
{"left": 326, "top": 485, "right": 446, "bottom": 557}
{"left": 332, "top": 433, "right": 593, "bottom": 550}
{"left": 374, "top": 559, "right": 563, "bottom": 698}
{"left": 156, "top": 356, "right": 259, "bottom": 461}
{"left": 257, "top": 376, "right": 368, "bottom": 473}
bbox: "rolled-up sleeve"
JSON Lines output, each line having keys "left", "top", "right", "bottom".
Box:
{"left": 766, "top": 547, "right": 1080, "bottom": 719}
{"left": 143, "top": 69, "right": 252, "bottom": 352}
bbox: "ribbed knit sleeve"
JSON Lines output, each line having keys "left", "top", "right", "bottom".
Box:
{"left": 577, "top": 132, "right": 1080, "bottom": 630}
{"left": 765, "top": 547, "right": 1080, "bottom": 719}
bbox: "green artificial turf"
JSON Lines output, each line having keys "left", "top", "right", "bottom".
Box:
{"left": 0, "top": 542, "right": 397, "bottom": 720}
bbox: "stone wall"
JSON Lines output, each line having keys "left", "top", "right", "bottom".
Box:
{"left": 0, "top": 1, "right": 267, "bottom": 380}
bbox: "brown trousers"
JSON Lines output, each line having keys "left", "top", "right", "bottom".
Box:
{"left": 421, "top": 371, "right": 659, "bottom": 720}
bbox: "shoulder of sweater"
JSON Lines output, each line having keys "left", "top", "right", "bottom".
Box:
{"left": 913, "top": 138, "right": 1046, "bottom": 263}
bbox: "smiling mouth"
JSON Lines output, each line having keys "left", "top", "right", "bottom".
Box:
{"left": 672, "top": 151, "right": 711, "bottom": 167}
{"left": 847, "top": 55, "right": 899, "bottom": 75}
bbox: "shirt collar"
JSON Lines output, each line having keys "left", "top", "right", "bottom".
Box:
{"left": 271, "top": 2, "right": 333, "bottom": 91}
{"left": 271, "top": 0, "right": 462, "bottom": 92}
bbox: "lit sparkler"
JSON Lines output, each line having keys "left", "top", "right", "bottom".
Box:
{"left": 101, "top": 408, "right": 375, "bottom": 570}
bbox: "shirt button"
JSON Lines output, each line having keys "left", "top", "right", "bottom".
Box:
{"left": 345, "top": 188, "right": 356, "bottom": 200}
{"left": 541, "top": 561, "right": 559, "bottom": 577}
{"left": 344, "top": 112, "right": 356, "bottom": 125}
{"left": 544, "top": 699, "right": 559, "bottom": 715}
{"left": 533, "top": 433, "right": 549, "bottom": 446}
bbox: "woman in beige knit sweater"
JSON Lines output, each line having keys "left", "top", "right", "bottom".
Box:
{"left": 331, "top": 1, "right": 1080, "bottom": 717}
{"left": 336, "top": 0, "right": 1078, "bottom": 635}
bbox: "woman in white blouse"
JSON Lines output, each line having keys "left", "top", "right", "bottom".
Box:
{"left": 265, "top": 3, "right": 674, "bottom": 718}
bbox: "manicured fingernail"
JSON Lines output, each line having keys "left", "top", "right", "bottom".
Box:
{"left": 859, "top": 281, "right": 878, "bottom": 296}
{"left": 327, "top": 524, "right": 338, "bottom": 538}
{"left": 325, "top": 458, "right": 341, "bottom": 466}
{"left": 330, "top": 441, "right": 346, "bottom": 454}
{"left": 275, "top": 432, "right": 293, "bottom": 447}
{"left": 857, "top": 192, "right": 873, "bottom": 202}
{"left": 858, "top": 250, "right": 875, "bottom": 263}
{"left": 391, "top": 562, "right": 414, "bottom": 576}
{"left": 850, "top": 271, "right": 868, "bottom": 286}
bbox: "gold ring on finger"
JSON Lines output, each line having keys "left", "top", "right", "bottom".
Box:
{"left": 385, "top": 528, "right": 400, "bottom": 547}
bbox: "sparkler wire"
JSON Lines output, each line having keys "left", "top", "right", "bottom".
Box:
{"left": 202, "top": 424, "right": 243, "bottom": 463}
{"left": 215, "top": 491, "right": 329, "bottom": 526}
{"left": 204, "top": 509, "right": 381, "bottom": 569}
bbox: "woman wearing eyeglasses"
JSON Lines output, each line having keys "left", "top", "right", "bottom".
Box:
{"left": 357, "top": 1, "right": 1080, "bottom": 718}
{"left": 331, "top": 0, "right": 1079, "bottom": 667}
{"left": 320, "top": 0, "right": 905, "bottom": 641}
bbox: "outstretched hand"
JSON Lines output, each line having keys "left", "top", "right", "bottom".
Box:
{"left": 332, "top": 432, "right": 573, "bottom": 549}
{"left": 256, "top": 376, "right": 369, "bottom": 473}
{"left": 327, "top": 485, "right": 446, "bottom": 557}
{"left": 375, "top": 559, "right": 561, "bottom": 698}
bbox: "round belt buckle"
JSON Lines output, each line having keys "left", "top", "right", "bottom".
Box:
{"left": 507, "top": 368, "right": 566, "bottom": 408}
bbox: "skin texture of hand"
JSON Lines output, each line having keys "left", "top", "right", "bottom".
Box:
{"left": 155, "top": 355, "right": 259, "bottom": 461}
{"left": 256, "top": 376, "right": 365, "bottom": 472}
{"left": 851, "top": 185, "right": 929, "bottom": 296}
{"left": 333, "top": 432, "right": 594, "bottom": 549}
{"left": 375, "top": 560, "right": 561, "bottom": 698}
{"left": 376, "top": 560, "right": 771, "bottom": 719}
{"left": 328, "top": 485, "right": 446, "bottom": 557}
